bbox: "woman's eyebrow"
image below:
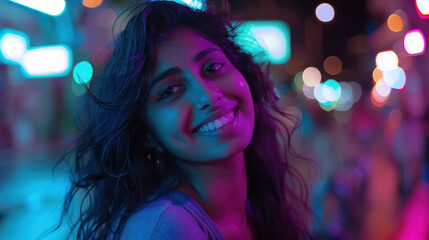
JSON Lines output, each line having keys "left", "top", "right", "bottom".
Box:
{"left": 150, "top": 48, "right": 222, "bottom": 90}
{"left": 151, "top": 67, "right": 182, "bottom": 89}
{"left": 193, "top": 48, "right": 221, "bottom": 62}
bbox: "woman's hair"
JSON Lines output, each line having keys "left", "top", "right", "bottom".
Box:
{"left": 58, "top": 1, "right": 312, "bottom": 239}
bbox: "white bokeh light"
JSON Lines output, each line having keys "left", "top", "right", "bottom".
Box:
{"left": 21, "top": 45, "right": 72, "bottom": 77}
{"left": 0, "top": 31, "right": 28, "bottom": 64}
{"left": 315, "top": 3, "right": 335, "bottom": 22}
{"left": 416, "top": 0, "right": 429, "bottom": 16}
{"left": 375, "top": 50, "right": 399, "bottom": 71}
{"left": 382, "top": 67, "right": 406, "bottom": 90}
{"left": 10, "top": 0, "right": 66, "bottom": 16}
{"left": 302, "top": 67, "right": 321, "bottom": 87}
{"left": 403, "top": 29, "right": 426, "bottom": 55}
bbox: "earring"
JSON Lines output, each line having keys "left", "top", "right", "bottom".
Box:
{"left": 146, "top": 153, "right": 161, "bottom": 165}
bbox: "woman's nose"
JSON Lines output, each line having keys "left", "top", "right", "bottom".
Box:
{"left": 197, "top": 87, "right": 223, "bottom": 110}
{"left": 187, "top": 75, "right": 223, "bottom": 110}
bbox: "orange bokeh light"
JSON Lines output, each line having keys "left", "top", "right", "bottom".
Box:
{"left": 323, "top": 56, "right": 342, "bottom": 75}
{"left": 372, "top": 68, "right": 383, "bottom": 83}
{"left": 387, "top": 14, "right": 403, "bottom": 32}
{"left": 83, "top": 0, "right": 103, "bottom": 8}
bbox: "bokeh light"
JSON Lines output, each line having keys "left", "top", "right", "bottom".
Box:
{"left": 374, "top": 79, "right": 391, "bottom": 98}
{"left": 382, "top": 67, "right": 406, "bottom": 90}
{"left": 302, "top": 67, "right": 321, "bottom": 87}
{"left": 314, "top": 79, "right": 342, "bottom": 111}
{"left": 302, "top": 84, "right": 315, "bottom": 99}
{"left": 82, "top": 0, "right": 103, "bottom": 8}
{"left": 323, "top": 79, "right": 341, "bottom": 102}
{"left": 387, "top": 14, "right": 403, "bottom": 32}
{"left": 293, "top": 71, "right": 304, "bottom": 92}
{"left": 387, "top": 109, "right": 402, "bottom": 129}
{"left": 349, "top": 81, "right": 362, "bottom": 103}
{"left": 20, "top": 45, "right": 72, "bottom": 78}
{"left": 375, "top": 50, "right": 398, "bottom": 71}
{"left": 315, "top": 3, "right": 335, "bottom": 22}
{"left": 415, "top": 0, "right": 429, "bottom": 18}
{"left": 372, "top": 67, "right": 383, "bottom": 83}
{"left": 73, "top": 61, "right": 93, "bottom": 84}
{"left": 10, "top": 0, "right": 66, "bottom": 16}
{"left": 334, "top": 82, "right": 354, "bottom": 111}
{"left": 238, "top": 21, "right": 291, "bottom": 64}
{"left": 403, "top": 29, "right": 426, "bottom": 55}
{"left": 0, "top": 29, "right": 29, "bottom": 64}
{"left": 371, "top": 86, "right": 389, "bottom": 107}
{"left": 323, "top": 56, "right": 342, "bottom": 75}
{"left": 71, "top": 80, "right": 86, "bottom": 96}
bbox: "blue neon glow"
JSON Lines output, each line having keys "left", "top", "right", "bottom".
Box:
{"left": 237, "top": 21, "right": 291, "bottom": 64}
{"left": 0, "top": 29, "right": 29, "bottom": 64}
{"left": 9, "top": 0, "right": 66, "bottom": 16}
{"left": 73, "top": 61, "right": 93, "bottom": 84}
{"left": 20, "top": 45, "right": 72, "bottom": 78}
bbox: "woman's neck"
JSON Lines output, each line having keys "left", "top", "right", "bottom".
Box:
{"left": 174, "top": 152, "right": 251, "bottom": 240}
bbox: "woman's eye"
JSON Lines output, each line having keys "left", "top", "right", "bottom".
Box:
{"left": 159, "top": 85, "right": 182, "bottom": 100}
{"left": 205, "top": 62, "right": 225, "bottom": 75}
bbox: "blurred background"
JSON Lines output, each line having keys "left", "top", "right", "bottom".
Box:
{"left": 0, "top": 0, "right": 428, "bottom": 239}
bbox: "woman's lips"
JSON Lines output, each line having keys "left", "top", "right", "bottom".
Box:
{"left": 192, "top": 107, "right": 238, "bottom": 134}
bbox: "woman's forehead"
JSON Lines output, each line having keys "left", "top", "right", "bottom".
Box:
{"left": 155, "top": 27, "right": 221, "bottom": 65}
{"left": 156, "top": 27, "right": 220, "bottom": 60}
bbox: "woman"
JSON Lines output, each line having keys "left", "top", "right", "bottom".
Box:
{"left": 60, "top": 1, "right": 312, "bottom": 239}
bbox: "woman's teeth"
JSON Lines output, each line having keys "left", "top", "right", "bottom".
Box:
{"left": 197, "top": 111, "right": 234, "bottom": 133}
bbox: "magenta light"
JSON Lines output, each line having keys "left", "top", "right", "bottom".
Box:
{"left": 415, "top": 0, "right": 429, "bottom": 19}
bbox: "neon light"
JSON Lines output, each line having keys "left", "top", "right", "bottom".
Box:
{"left": 0, "top": 28, "right": 29, "bottom": 64}
{"left": 315, "top": 3, "right": 335, "bottom": 22}
{"left": 404, "top": 29, "right": 426, "bottom": 55}
{"left": 9, "top": 0, "right": 66, "bottom": 16}
{"left": 20, "top": 45, "right": 72, "bottom": 78}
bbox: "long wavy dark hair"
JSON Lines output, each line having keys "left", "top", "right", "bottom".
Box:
{"left": 57, "top": 1, "right": 312, "bottom": 239}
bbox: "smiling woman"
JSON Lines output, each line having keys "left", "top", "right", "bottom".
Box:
{"left": 57, "top": 1, "right": 312, "bottom": 239}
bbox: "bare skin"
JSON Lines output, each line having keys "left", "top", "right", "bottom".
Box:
{"left": 174, "top": 152, "right": 255, "bottom": 240}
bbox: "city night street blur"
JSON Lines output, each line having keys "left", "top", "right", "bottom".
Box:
{"left": 0, "top": 0, "right": 428, "bottom": 239}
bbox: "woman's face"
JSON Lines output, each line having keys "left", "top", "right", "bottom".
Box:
{"left": 144, "top": 27, "right": 255, "bottom": 163}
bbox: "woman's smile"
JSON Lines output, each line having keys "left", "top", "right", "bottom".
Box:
{"left": 193, "top": 106, "right": 238, "bottom": 135}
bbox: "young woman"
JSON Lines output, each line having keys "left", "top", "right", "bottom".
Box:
{"left": 60, "top": 1, "right": 312, "bottom": 239}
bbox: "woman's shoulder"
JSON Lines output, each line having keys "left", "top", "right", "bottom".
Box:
{"left": 120, "top": 191, "right": 207, "bottom": 240}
